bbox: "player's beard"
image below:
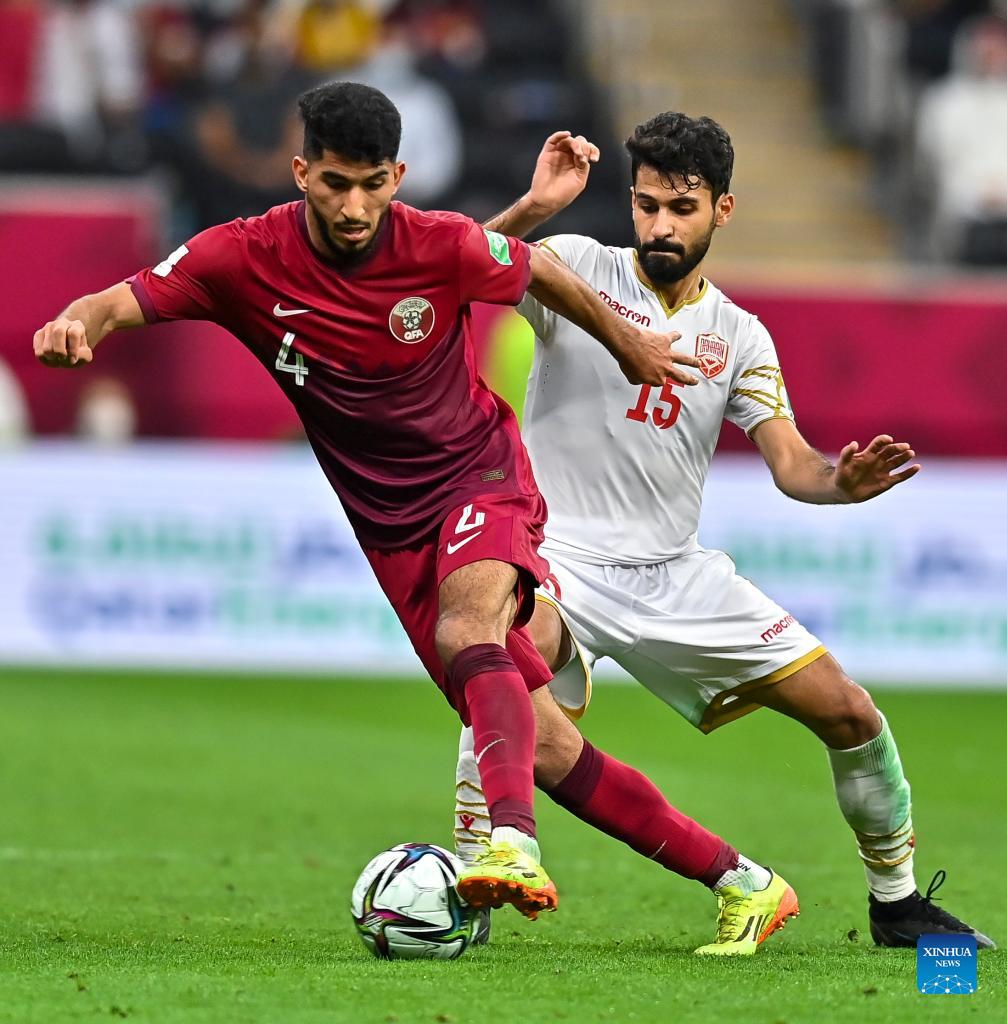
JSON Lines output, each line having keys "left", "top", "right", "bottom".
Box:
{"left": 636, "top": 219, "right": 715, "bottom": 285}
{"left": 306, "top": 196, "right": 387, "bottom": 266}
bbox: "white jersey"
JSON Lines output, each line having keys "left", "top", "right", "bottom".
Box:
{"left": 520, "top": 234, "right": 795, "bottom": 565}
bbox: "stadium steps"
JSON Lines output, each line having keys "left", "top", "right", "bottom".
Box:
{"left": 569, "top": 0, "right": 896, "bottom": 271}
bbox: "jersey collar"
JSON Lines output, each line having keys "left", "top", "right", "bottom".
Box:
{"left": 632, "top": 251, "right": 709, "bottom": 316}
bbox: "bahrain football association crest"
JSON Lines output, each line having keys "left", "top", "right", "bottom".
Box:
{"left": 695, "top": 332, "right": 729, "bottom": 379}
{"left": 389, "top": 296, "right": 436, "bottom": 344}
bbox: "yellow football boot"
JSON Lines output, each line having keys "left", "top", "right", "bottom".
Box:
{"left": 694, "top": 871, "right": 799, "bottom": 956}
{"left": 456, "top": 840, "right": 558, "bottom": 921}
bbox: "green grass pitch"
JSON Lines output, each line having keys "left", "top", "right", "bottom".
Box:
{"left": 1, "top": 669, "right": 1004, "bottom": 1023}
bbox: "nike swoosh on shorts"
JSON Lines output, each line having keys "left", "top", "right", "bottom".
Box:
{"left": 446, "top": 532, "right": 482, "bottom": 555}
{"left": 273, "top": 303, "right": 312, "bottom": 317}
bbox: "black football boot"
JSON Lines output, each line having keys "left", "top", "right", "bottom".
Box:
{"left": 869, "top": 870, "right": 996, "bottom": 949}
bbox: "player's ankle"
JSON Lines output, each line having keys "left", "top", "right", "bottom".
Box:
{"left": 866, "top": 863, "right": 917, "bottom": 904}
{"left": 713, "top": 855, "right": 772, "bottom": 896}
{"left": 491, "top": 825, "right": 540, "bottom": 862}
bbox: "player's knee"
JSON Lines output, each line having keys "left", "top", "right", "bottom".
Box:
{"left": 434, "top": 611, "right": 506, "bottom": 669}
{"left": 434, "top": 613, "right": 468, "bottom": 668}
{"left": 820, "top": 681, "right": 882, "bottom": 749}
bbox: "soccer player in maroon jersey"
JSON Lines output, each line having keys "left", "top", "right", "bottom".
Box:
{"left": 33, "top": 82, "right": 707, "bottom": 920}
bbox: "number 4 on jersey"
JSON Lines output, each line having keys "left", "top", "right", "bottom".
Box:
{"left": 276, "top": 331, "right": 308, "bottom": 387}
{"left": 625, "top": 380, "right": 681, "bottom": 429}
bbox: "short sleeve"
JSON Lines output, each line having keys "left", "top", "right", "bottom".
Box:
{"left": 457, "top": 220, "right": 532, "bottom": 307}
{"left": 725, "top": 317, "right": 796, "bottom": 435}
{"left": 129, "top": 221, "right": 243, "bottom": 324}
{"left": 517, "top": 234, "right": 600, "bottom": 343}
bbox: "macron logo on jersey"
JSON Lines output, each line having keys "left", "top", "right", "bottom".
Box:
{"left": 760, "top": 615, "right": 796, "bottom": 644}
{"left": 598, "top": 290, "right": 651, "bottom": 327}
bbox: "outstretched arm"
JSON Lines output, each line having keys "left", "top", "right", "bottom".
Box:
{"left": 484, "top": 131, "right": 599, "bottom": 239}
{"left": 752, "top": 418, "right": 920, "bottom": 504}
{"left": 527, "top": 247, "right": 700, "bottom": 387}
{"left": 34, "top": 282, "right": 145, "bottom": 367}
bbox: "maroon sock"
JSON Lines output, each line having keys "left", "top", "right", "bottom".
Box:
{"left": 547, "top": 741, "right": 737, "bottom": 886}
{"left": 448, "top": 643, "right": 536, "bottom": 838}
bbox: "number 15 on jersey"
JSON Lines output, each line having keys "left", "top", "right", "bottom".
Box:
{"left": 625, "top": 380, "right": 681, "bottom": 429}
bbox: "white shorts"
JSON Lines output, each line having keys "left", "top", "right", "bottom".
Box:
{"left": 540, "top": 546, "right": 826, "bottom": 733}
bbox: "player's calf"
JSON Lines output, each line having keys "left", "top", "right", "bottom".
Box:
{"left": 439, "top": 558, "right": 560, "bottom": 920}
{"left": 457, "top": 714, "right": 797, "bottom": 946}
{"left": 758, "top": 659, "right": 919, "bottom": 899}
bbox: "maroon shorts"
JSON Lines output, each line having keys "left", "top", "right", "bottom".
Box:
{"left": 363, "top": 491, "right": 553, "bottom": 718}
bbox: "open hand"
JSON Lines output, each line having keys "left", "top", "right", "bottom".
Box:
{"left": 34, "top": 317, "right": 94, "bottom": 367}
{"left": 618, "top": 328, "right": 701, "bottom": 387}
{"left": 528, "top": 131, "right": 600, "bottom": 216}
{"left": 835, "top": 435, "right": 920, "bottom": 502}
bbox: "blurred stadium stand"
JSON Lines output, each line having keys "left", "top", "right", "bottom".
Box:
{"left": 1, "top": 0, "right": 1005, "bottom": 449}
{"left": 570, "top": 0, "right": 895, "bottom": 267}
{"left": 796, "top": 0, "right": 1007, "bottom": 264}
{"left": 0, "top": 0, "right": 625, "bottom": 239}
{"left": 1, "top": 0, "right": 1006, "bottom": 681}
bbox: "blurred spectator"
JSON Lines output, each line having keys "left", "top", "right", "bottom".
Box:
{"left": 898, "top": 0, "right": 990, "bottom": 81}
{"left": 386, "top": 0, "right": 486, "bottom": 72}
{"left": 172, "top": 0, "right": 317, "bottom": 227}
{"left": 140, "top": 4, "right": 207, "bottom": 142}
{"left": 916, "top": 13, "right": 1007, "bottom": 261}
{"left": 355, "top": 23, "right": 463, "bottom": 205}
{"left": 0, "top": 0, "right": 145, "bottom": 173}
{"left": 0, "top": 1, "right": 43, "bottom": 123}
{"left": 294, "top": 0, "right": 380, "bottom": 73}
{"left": 76, "top": 377, "right": 137, "bottom": 445}
{"left": 0, "top": 357, "right": 30, "bottom": 443}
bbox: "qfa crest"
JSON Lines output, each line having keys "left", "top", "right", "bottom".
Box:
{"left": 388, "top": 296, "right": 436, "bottom": 344}
{"left": 695, "top": 332, "right": 729, "bottom": 379}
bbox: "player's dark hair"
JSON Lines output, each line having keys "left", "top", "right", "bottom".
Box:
{"left": 625, "top": 112, "right": 734, "bottom": 199}
{"left": 298, "top": 82, "right": 401, "bottom": 164}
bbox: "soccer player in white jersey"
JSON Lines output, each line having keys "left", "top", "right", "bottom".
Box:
{"left": 454, "top": 114, "right": 994, "bottom": 952}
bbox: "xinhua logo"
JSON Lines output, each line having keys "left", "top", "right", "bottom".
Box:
{"left": 917, "top": 934, "right": 977, "bottom": 994}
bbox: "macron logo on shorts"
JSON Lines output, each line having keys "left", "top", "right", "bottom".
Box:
{"left": 760, "top": 615, "right": 796, "bottom": 644}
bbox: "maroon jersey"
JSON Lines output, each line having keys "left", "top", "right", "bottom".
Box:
{"left": 130, "top": 201, "right": 536, "bottom": 548}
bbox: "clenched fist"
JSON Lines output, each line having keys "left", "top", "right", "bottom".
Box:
{"left": 34, "top": 318, "right": 94, "bottom": 368}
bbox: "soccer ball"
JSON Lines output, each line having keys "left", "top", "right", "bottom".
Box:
{"left": 350, "top": 843, "right": 477, "bottom": 960}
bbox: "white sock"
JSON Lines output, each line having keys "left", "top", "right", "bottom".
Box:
{"left": 827, "top": 713, "right": 916, "bottom": 902}
{"left": 455, "top": 727, "right": 540, "bottom": 864}
{"left": 713, "top": 855, "right": 772, "bottom": 896}
{"left": 491, "top": 826, "right": 541, "bottom": 863}
{"left": 454, "top": 727, "right": 490, "bottom": 865}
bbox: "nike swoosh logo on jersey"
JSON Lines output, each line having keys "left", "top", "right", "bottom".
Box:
{"left": 446, "top": 532, "right": 482, "bottom": 555}
{"left": 273, "top": 303, "right": 312, "bottom": 317}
